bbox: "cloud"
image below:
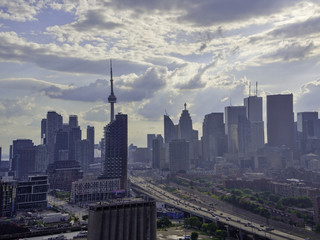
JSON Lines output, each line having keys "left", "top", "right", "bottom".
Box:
{"left": 178, "top": 0, "right": 297, "bottom": 26}
{"left": 0, "top": 77, "right": 71, "bottom": 91}
{"left": 0, "top": 97, "right": 35, "bottom": 118}
{"left": 263, "top": 42, "right": 315, "bottom": 62}
{"left": 295, "top": 80, "right": 320, "bottom": 112}
{"left": 83, "top": 105, "right": 108, "bottom": 122}
{"left": 43, "top": 66, "right": 168, "bottom": 102}
{"left": 270, "top": 16, "right": 320, "bottom": 38}
{"left": 175, "top": 57, "right": 220, "bottom": 89}
{"left": 72, "top": 9, "right": 123, "bottom": 31}
{"left": 0, "top": 32, "right": 149, "bottom": 75}
{"left": 112, "top": 0, "right": 297, "bottom": 26}
{"left": 0, "top": 0, "right": 43, "bottom": 22}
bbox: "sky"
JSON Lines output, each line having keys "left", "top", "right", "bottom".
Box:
{"left": 1, "top": 0, "right": 320, "bottom": 159}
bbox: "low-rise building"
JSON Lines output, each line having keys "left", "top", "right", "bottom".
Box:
{"left": 71, "top": 177, "right": 121, "bottom": 204}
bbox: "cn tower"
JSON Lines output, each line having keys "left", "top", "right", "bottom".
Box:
{"left": 108, "top": 60, "right": 117, "bottom": 122}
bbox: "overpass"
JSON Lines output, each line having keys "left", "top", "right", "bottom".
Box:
{"left": 130, "top": 176, "right": 308, "bottom": 240}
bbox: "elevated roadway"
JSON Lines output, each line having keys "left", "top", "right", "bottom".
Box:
{"left": 130, "top": 176, "right": 308, "bottom": 240}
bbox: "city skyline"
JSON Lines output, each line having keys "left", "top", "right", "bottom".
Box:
{"left": 1, "top": 1, "right": 320, "bottom": 157}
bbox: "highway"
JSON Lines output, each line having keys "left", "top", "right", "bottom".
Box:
{"left": 130, "top": 175, "right": 307, "bottom": 240}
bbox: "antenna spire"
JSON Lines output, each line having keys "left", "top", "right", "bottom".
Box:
{"left": 108, "top": 59, "right": 117, "bottom": 122}
{"left": 256, "top": 81, "right": 258, "bottom": 96}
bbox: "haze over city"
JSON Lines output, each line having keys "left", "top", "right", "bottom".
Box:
{"left": 1, "top": 0, "right": 320, "bottom": 159}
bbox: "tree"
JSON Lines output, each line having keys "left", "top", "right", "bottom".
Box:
{"left": 207, "top": 222, "right": 218, "bottom": 234}
{"left": 157, "top": 217, "right": 172, "bottom": 228}
{"left": 189, "top": 217, "right": 202, "bottom": 229}
{"left": 191, "top": 232, "right": 199, "bottom": 240}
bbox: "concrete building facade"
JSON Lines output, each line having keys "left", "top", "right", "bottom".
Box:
{"left": 88, "top": 200, "right": 156, "bottom": 240}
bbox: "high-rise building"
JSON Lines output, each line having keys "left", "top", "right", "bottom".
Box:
{"left": 0, "top": 146, "right": 1, "bottom": 170}
{"left": 244, "top": 96, "right": 263, "bottom": 122}
{"left": 178, "top": 103, "right": 193, "bottom": 142}
{"left": 88, "top": 199, "right": 156, "bottom": 240}
{"left": 267, "top": 94, "right": 294, "bottom": 149}
{"left": 152, "top": 135, "right": 163, "bottom": 169}
{"left": 75, "top": 139, "right": 90, "bottom": 173}
{"left": 87, "top": 126, "right": 95, "bottom": 163}
{"left": 297, "top": 112, "right": 319, "bottom": 153}
{"left": 69, "top": 115, "right": 78, "bottom": 129}
{"left": 108, "top": 60, "right": 117, "bottom": 122}
{"left": 11, "top": 139, "right": 34, "bottom": 177}
{"left": 202, "top": 113, "right": 226, "bottom": 162}
{"left": 244, "top": 96, "right": 265, "bottom": 152}
{"left": 164, "top": 114, "right": 176, "bottom": 143}
{"left": 46, "top": 111, "right": 63, "bottom": 163}
{"left": 169, "top": 139, "right": 189, "bottom": 172}
{"left": 41, "top": 119, "right": 47, "bottom": 144}
{"left": 225, "top": 106, "right": 249, "bottom": 153}
{"left": 102, "top": 113, "right": 128, "bottom": 191}
{"left": 68, "top": 126, "right": 81, "bottom": 161}
{"left": 35, "top": 145, "right": 48, "bottom": 173}
{"left": 54, "top": 129, "right": 69, "bottom": 161}
{"left": 16, "top": 147, "right": 36, "bottom": 180}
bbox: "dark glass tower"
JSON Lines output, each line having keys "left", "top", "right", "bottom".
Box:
{"left": 267, "top": 94, "right": 294, "bottom": 149}
{"left": 202, "top": 113, "right": 226, "bottom": 161}
{"left": 164, "top": 114, "right": 176, "bottom": 143}
{"left": 46, "top": 111, "right": 63, "bottom": 164}
{"left": 87, "top": 126, "right": 95, "bottom": 163}
{"left": 102, "top": 114, "right": 128, "bottom": 190}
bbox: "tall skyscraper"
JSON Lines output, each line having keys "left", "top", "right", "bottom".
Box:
{"left": 41, "top": 119, "right": 47, "bottom": 144}
{"left": 54, "top": 129, "right": 69, "bottom": 161}
{"left": 178, "top": 103, "right": 193, "bottom": 142}
{"left": 46, "top": 111, "right": 63, "bottom": 163}
{"left": 108, "top": 60, "right": 117, "bottom": 122}
{"left": 11, "top": 139, "right": 34, "bottom": 176}
{"left": 87, "top": 126, "right": 95, "bottom": 163}
{"left": 75, "top": 139, "right": 90, "bottom": 173}
{"left": 169, "top": 139, "right": 189, "bottom": 172}
{"left": 267, "top": 94, "right": 294, "bottom": 149}
{"left": 244, "top": 96, "right": 264, "bottom": 152}
{"left": 164, "top": 114, "right": 176, "bottom": 143}
{"left": 69, "top": 126, "right": 81, "bottom": 161}
{"left": 244, "top": 96, "right": 263, "bottom": 122}
{"left": 202, "top": 113, "right": 226, "bottom": 162}
{"left": 152, "top": 135, "right": 163, "bottom": 169}
{"left": 102, "top": 113, "right": 128, "bottom": 191}
{"left": 225, "top": 106, "right": 249, "bottom": 153}
{"left": 69, "top": 115, "right": 78, "bottom": 129}
{"left": 297, "top": 112, "right": 319, "bottom": 153}
{"left": 101, "top": 61, "right": 128, "bottom": 191}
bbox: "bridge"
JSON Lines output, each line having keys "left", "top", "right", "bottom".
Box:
{"left": 130, "top": 176, "right": 308, "bottom": 240}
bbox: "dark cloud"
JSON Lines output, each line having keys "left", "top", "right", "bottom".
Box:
{"left": 72, "top": 9, "right": 123, "bottom": 31}
{"left": 264, "top": 42, "right": 315, "bottom": 61}
{"left": 199, "top": 27, "right": 223, "bottom": 52}
{"left": 270, "top": 16, "right": 320, "bottom": 38}
{"left": 43, "top": 66, "right": 167, "bottom": 102}
{"left": 113, "top": 0, "right": 297, "bottom": 26}
{"left": 0, "top": 33, "right": 149, "bottom": 75}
